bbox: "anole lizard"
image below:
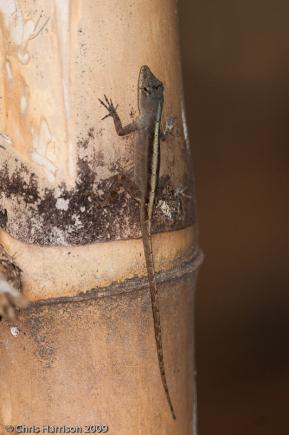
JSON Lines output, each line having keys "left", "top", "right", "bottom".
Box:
{"left": 99, "top": 65, "right": 176, "bottom": 419}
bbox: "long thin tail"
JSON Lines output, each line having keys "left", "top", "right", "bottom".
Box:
{"left": 141, "top": 219, "right": 176, "bottom": 420}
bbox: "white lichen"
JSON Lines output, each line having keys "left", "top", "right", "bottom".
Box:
{"left": 158, "top": 200, "right": 172, "bottom": 219}
{"left": 55, "top": 197, "right": 70, "bottom": 211}
{"left": 71, "top": 214, "right": 82, "bottom": 227}
{"left": 10, "top": 326, "right": 20, "bottom": 337}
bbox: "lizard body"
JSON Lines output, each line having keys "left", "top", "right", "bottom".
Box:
{"left": 99, "top": 65, "right": 176, "bottom": 419}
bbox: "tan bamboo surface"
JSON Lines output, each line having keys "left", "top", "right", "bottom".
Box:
{"left": 0, "top": 1, "right": 201, "bottom": 434}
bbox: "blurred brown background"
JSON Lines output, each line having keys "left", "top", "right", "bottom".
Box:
{"left": 179, "top": 1, "right": 289, "bottom": 434}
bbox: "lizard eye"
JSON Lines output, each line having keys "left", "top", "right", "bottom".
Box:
{"left": 143, "top": 87, "right": 150, "bottom": 95}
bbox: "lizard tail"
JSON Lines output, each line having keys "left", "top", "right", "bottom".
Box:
{"left": 141, "top": 219, "right": 176, "bottom": 420}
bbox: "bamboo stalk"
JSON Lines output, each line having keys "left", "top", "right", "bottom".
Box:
{"left": 0, "top": 1, "right": 201, "bottom": 433}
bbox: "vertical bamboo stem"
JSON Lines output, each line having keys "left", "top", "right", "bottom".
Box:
{"left": 0, "top": 1, "right": 202, "bottom": 433}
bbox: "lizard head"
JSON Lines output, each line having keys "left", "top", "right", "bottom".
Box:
{"left": 138, "top": 65, "right": 164, "bottom": 111}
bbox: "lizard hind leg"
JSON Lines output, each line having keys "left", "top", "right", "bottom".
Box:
{"left": 111, "top": 172, "right": 141, "bottom": 204}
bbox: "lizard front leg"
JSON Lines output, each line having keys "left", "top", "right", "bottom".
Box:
{"left": 99, "top": 95, "right": 138, "bottom": 136}
{"left": 109, "top": 172, "right": 141, "bottom": 205}
{"left": 99, "top": 95, "right": 141, "bottom": 202}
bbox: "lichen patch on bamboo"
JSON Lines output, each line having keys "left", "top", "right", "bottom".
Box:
{"left": 0, "top": 128, "right": 194, "bottom": 245}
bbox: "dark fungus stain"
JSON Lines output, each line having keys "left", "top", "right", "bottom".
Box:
{"left": 0, "top": 130, "right": 196, "bottom": 246}
{"left": 28, "top": 312, "right": 56, "bottom": 369}
{"left": 0, "top": 207, "right": 7, "bottom": 229}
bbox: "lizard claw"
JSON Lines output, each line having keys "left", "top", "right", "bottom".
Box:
{"left": 99, "top": 95, "right": 119, "bottom": 120}
{"left": 98, "top": 97, "right": 108, "bottom": 110}
{"left": 101, "top": 113, "right": 111, "bottom": 121}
